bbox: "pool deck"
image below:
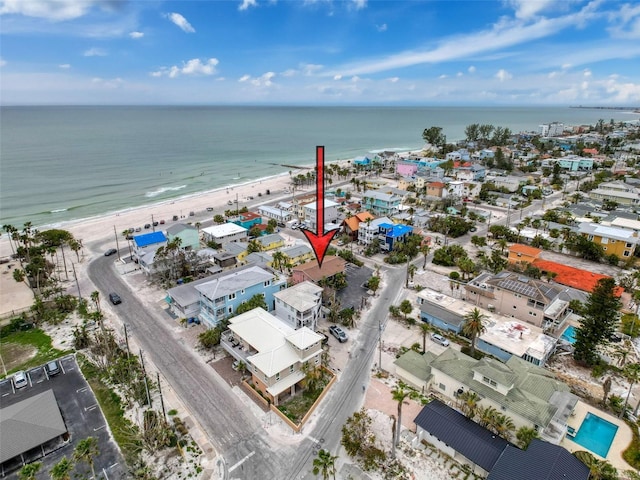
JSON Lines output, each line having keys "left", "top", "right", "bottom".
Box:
{"left": 562, "top": 400, "right": 633, "bottom": 471}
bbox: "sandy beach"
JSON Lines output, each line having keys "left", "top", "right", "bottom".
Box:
{"left": 0, "top": 159, "right": 357, "bottom": 315}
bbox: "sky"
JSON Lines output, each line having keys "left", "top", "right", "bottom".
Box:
{"left": 1, "top": 0, "right": 639, "bottom": 105}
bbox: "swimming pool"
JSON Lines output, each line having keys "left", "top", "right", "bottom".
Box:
{"left": 560, "top": 325, "right": 577, "bottom": 344}
{"left": 571, "top": 412, "right": 618, "bottom": 458}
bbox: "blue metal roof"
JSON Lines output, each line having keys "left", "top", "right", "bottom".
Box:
{"left": 134, "top": 231, "right": 167, "bottom": 248}
{"left": 383, "top": 224, "right": 413, "bottom": 238}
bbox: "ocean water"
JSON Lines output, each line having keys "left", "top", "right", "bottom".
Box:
{"left": 1, "top": 105, "right": 638, "bottom": 228}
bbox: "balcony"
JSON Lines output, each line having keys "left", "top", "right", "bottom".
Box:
{"left": 220, "top": 330, "right": 256, "bottom": 364}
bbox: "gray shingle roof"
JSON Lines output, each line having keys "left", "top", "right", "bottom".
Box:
{"left": 414, "top": 399, "right": 508, "bottom": 472}
{"left": 0, "top": 389, "right": 67, "bottom": 463}
{"left": 487, "top": 439, "right": 589, "bottom": 480}
{"left": 419, "top": 301, "right": 465, "bottom": 328}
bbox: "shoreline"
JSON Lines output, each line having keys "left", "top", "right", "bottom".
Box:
{"left": 0, "top": 157, "right": 358, "bottom": 258}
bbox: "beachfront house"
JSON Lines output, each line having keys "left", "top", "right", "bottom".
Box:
{"left": 195, "top": 265, "right": 287, "bottom": 328}
{"left": 228, "top": 211, "right": 262, "bottom": 230}
{"left": 202, "top": 223, "right": 248, "bottom": 246}
{"left": 396, "top": 348, "right": 578, "bottom": 445}
{"left": 258, "top": 205, "right": 293, "bottom": 224}
{"left": 220, "top": 308, "right": 324, "bottom": 406}
{"left": 165, "top": 223, "right": 200, "bottom": 251}
{"left": 274, "top": 281, "right": 323, "bottom": 331}
{"left": 132, "top": 231, "right": 167, "bottom": 263}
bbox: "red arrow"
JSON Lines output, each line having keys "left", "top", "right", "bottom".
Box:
{"left": 301, "top": 146, "right": 339, "bottom": 268}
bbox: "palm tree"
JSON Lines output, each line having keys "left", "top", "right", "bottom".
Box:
{"left": 271, "top": 251, "right": 286, "bottom": 271}
{"left": 515, "top": 426, "right": 539, "bottom": 450}
{"left": 490, "top": 413, "right": 516, "bottom": 441}
{"left": 621, "top": 363, "right": 640, "bottom": 418}
{"left": 462, "top": 308, "right": 487, "bottom": 357}
{"left": 90, "top": 290, "right": 101, "bottom": 315}
{"left": 391, "top": 382, "right": 419, "bottom": 448}
{"left": 458, "top": 390, "right": 480, "bottom": 419}
{"left": 602, "top": 376, "right": 612, "bottom": 407}
{"left": 406, "top": 263, "right": 417, "bottom": 287}
{"left": 573, "top": 450, "right": 618, "bottom": 480}
{"left": 312, "top": 449, "right": 337, "bottom": 480}
{"left": 612, "top": 341, "right": 632, "bottom": 367}
{"left": 50, "top": 457, "right": 74, "bottom": 480}
{"left": 74, "top": 436, "right": 99, "bottom": 478}
{"left": 419, "top": 322, "right": 431, "bottom": 353}
{"left": 18, "top": 462, "right": 42, "bottom": 480}
{"left": 477, "top": 405, "right": 497, "bottom": 428}
{"left": 420, "top": 244, "right": 431, "bottom": 269}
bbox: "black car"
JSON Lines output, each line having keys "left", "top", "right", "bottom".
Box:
{"left": 104, "top": 248, "right": 117, "bottom": 256}
{"left": 109, "top": 292, "right": 122, "bottom": 305}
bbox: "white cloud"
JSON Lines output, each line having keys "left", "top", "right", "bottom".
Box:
{"left": 376, "top": 23, "right": 387, "bottom": 32}
{"left": 327, "top": 3, "right": 600, "bottom": 76}
{"left": 506, "top": 0, "right": 557, "bottom": 20}
{"left": 129, "top": 31, "right": 144, "bottom": 39}
{"left": 438, "top": 74, "right": 447, "bottom": 79}
{"left": 607, "top": 3, "right": 640, "bottom": 39}
{"left": 468, "top": 65, "right": 476, "bottom": 73}
{"left": 388, "top": 77, "right": 399, "bottom": 83}
{"left": 152, "top": 58, "right": 219, "bottom": 78}
{"left": 351, "top": 75, "right": 361, "bottom": 82}
{"left": 239, "top": 0, "right": 258, "bottom": 11}
{"left": 456, "top": 72, "right": 463, "bottom": 77}
{"left": 0, "top": 0, "right": 106, "bottom": 21}
{"left": 351, "top": 0, "right": 367, "bottom": 10}
{"left": 166, "top": 12, "right": 195, "bottom": 33}
{"left": 583, "top": 68, "right": 592, "bottom": 77}
{"left": 562, "top": 63, "right": 572, "bottom": 69}
{"left": 238, "top": 72, "right": 276, "bottom": 87}
{"left": 0, "top": 58, "right": 6, "bottom": 67}
{"left": 495, "top": 69, "right": 512, "bottom": 81}
{"left": 59, "top": 63, "right": 71, "bottom": 69}
{"left": 83, "top": 47, "right": 107, "bottom": 57}
{"left": 333, "top": 74, "right": 342, "bottom": 80}
{"left": 302, "top": 64, "right": 323, "bottom": 76}
{"left": 91, "top": 76, "right": 123, "bottom": 88}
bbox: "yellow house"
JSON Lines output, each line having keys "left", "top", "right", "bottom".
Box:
{"left": 578, "top": 223, "right": 639, "bottom": 259}
{"left": 281, "top": 244, "right": 314, "bottom": 266}
{"left": 258, "top": 233, "right": 285, "bottom": 251}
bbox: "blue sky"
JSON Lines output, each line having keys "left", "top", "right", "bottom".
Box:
{"left": 1, "top": 0, "right": 639, "bottom": 105}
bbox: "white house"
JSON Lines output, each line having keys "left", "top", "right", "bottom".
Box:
{"left": 201, "top": 223, "right": 248, "bottom": 246}
{"left": 303, "top": 199, "right": 339, "bottom": 231}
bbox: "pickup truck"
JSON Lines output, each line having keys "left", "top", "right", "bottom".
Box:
{"left": 329, "top": 325, "right": 348, "bottom": 343}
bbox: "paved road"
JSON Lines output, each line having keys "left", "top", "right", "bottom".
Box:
{"left": 88, "top": 256, "right": 292, "bottom": 479}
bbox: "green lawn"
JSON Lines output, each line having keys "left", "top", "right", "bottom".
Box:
{"left": 0, "top": 328, "right": 71, "bottom": 377}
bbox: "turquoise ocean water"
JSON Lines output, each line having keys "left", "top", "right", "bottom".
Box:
{"left": 1, "top": 106, "right": 638, "bottom": 228}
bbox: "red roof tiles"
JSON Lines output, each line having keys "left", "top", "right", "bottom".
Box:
{"left": 532, "top": 259, "right": 622, "bottom": 296}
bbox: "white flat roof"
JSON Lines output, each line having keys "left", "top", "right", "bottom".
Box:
{"left": 202, "top": 223, "right": 247, "bottom": 237}
{"left": 480, "top": 317, "right": 555, "bottom": 360}
{"left": 274, "top": 281, "right": 323, "bottom": 312}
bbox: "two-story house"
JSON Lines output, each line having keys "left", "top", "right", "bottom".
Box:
{"left": 222, "top": 307, "right": 324, "bottom": 405}
{"left": 202, "top": 223, "right": 248, "bottom": 246}
{"left": 361, "top": 189, "right": 402, "bottom": 216}
{"left": 342, "top": 212, "right": 375, "bottom": 242}
{"left": 425, "top": 181, "right": 445, "bottom": 199}
{"left": 588, "top": 181, "right": 640, "bottom": 206}
{"left": 395, "top": 348, "right": 578, "bottom": 445}
{"left": 464, "top": 271, "right": 572, "bottom": 331}
{"left": 291, "top": 256, "right": 346, "bottom": 285}
{"left": 132, "top": 231, "right": 167, "bottom": 263}
{"left": 195, "top": 265, "right": 287, "bottom": 328}
{"left": 377, "top": 223, "right": 413, "bottom": 252}
{"left": 577, "top": 222, "right": 639, "bottom": 259}
{"left": 274, "top": 281, "right": 323, "bottom": 331}
{"left": 165, "top": 223, "right": 200, "bottom": 251}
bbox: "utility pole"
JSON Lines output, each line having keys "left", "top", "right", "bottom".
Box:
{"left": 157, "top": 372, "right": 167, "bottom": 424}
{"left": 113, "top": 225, "right": 121, "bottom": 261}
{"left": 123, "top": 324, "right": 130, "bottom": 359}
{"left": 151, "top": 214, "right": 155, "bottom": 232}
{"left": 72, "top": 263, "right": 82, "bottom": 300}
{"left": 378, "top": 318, "right": 383, "bottom": 372}
{"left": 139, "top": 349, "right": 152, "bottom": 407}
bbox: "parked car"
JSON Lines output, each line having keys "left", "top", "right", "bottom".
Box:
{"left": 159, "top": 219, "right": 165, "bottom": 224}
{"left": 13, "top": 370, "right": 28, "bottom": 389}
{"left": 189, "top": 211, "right": 195, "bottom": 216}
{"left": 173, "top": 215, "right": 179, "bottom": 221}
{"left": 329, "top": 325, "right": 348, "bottom": 343}
{"left": 104, "top": 248, "right": 117, "bottom": 256}
{"left": 144, "top": 223, "right": 151, "bottom": 229}
{"left": 430, "top": 333, "right": 450, "bottom": 347}
{"left": 206, "top": 207, "right": 214, "bottom": 212}
{"left": 109, "top": 292, "right": 122, "bottom": 305}
{"left": 45, "top": 360, "right": 61, "bottom": 376}
{"left": 152, "top": 221, "right": 159, "bottom": 227}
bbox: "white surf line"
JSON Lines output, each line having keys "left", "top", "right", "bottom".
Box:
{"left": 228, "top": 451, "right": 255, "bottom": 472}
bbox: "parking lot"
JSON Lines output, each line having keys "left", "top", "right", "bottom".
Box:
{"left": 0, "top": 355, "right": 127, "bottom": 479}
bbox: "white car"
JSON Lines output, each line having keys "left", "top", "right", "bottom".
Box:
{"left": 430, "top": 333, "right": 450, "bottom": 347}
{"left": 13, "top": 370, "right": 28, "bottom": 389}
